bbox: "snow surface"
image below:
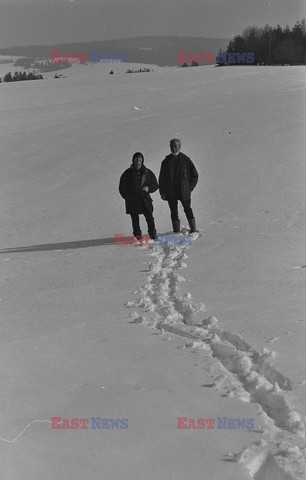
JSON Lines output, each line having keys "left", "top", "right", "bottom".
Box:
{"left": 0, "top": 63, "right": 305, "bottom": 479}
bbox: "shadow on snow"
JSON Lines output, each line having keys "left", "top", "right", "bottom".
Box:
{"left": 0, "top": 237, "right": 117, "bottom": 254}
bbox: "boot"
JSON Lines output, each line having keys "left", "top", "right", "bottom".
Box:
{"left": 148, "top": 229, "right": 157, "bottom": 240}
{"left": 146, "top": 215, "right": 156, "bottom": 240}
{"left": 133, "top": 230, "right": 142, "bottom": 240}
{"left": 188, "top": 218, "right": 196, "bottom": 234}
{"left": 172, "top": 219, "right": 180, "bottom": 233}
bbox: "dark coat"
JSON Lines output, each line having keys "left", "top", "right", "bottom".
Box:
{"left": 119, "top": 164, "right": 159, "bottom": 214}
{"left": 159, "top": 152, "right": 199, "bottom": 201}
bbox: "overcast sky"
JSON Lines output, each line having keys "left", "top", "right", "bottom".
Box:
{"left": 0, "top": 0, "right": 305, "bottom": 48}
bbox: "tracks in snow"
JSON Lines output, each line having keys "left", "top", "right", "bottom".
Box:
{"left": 126, "top": 233, "right": 306, "bottom": 479}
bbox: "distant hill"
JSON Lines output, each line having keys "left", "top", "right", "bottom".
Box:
{"left": 0, "top": 36, "right": 230, "bottom": 66}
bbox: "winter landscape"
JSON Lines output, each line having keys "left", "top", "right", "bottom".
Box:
{"left": 1, "top": 0, "right": 306, "bottom": 476}
{"left": 1, "top": 59, "right": 305, "bottom": 479}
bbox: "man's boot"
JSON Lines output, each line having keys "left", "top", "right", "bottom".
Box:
{"left": 148, "top": 229, "right": 157, "bottom": 240}
{"left": 188, "top": 218, "right": 196, "bottom": 233}
{"left": 172, "top": 219, "right": 180, "bottom": 233}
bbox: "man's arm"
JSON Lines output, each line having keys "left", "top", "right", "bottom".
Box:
{"left": 158, "top": 161, "right": 167, "bottom": 197}
{"left": 189, "top": 159, "right": 199, "bottom": 191}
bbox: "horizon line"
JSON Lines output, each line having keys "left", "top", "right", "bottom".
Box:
{"left": 0, "top": 34, "right": 233, "bottom": 51}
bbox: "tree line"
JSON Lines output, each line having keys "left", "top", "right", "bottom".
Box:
{"left": 226, "top": 20, "right": 306, "bottom": 65}
{"left": 1, "top": 71, "right": 44, "bottom": 82}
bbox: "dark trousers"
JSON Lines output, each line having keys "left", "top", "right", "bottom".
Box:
{"left": 130, "top": 202, "right": 156, "bottom": 237}
{"left": 167, "top": 198, "right": 194, "bottom": 221}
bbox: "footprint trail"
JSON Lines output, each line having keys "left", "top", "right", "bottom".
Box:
{"left": 126, "top": 233, "right": 306, "bottom": 480}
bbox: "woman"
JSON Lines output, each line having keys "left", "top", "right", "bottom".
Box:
{"left": 119, "top": 152, "right": 158, "bottom": 239}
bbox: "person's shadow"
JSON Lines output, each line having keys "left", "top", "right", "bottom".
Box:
{"left": 0, "top": 237, "right": 117, "bottom": 254}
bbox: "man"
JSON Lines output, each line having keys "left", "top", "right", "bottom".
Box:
{"left": 119, "top": 152, "right": 158, "bottom": 239}
{"left": 159, "top": 139, "right": 198, "bottom": 233}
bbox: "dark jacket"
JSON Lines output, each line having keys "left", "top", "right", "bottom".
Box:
{"left": 119, "top": 164, "right": 159, "bottom": 214}
{"left": 159, "top": 152, "right": 199, "bottom": 201}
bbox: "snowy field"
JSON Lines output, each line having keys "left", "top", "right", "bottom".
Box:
{"left": 0, "top": 63, "right": 305, "bottom": 479}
